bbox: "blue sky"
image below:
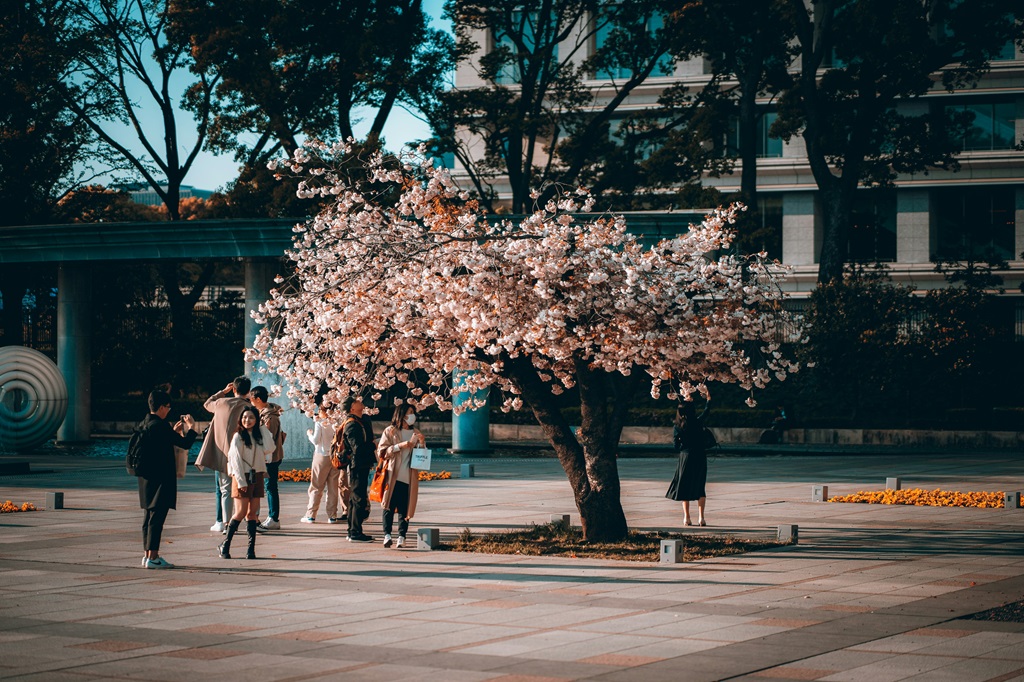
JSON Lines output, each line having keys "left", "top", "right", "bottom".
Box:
{"left": 109, "top": 0, "right": 449, "bottom": 193}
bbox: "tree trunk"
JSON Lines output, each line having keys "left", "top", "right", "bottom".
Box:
{"left": 0, "top": 267, "right": 25, "bottom": 346}
{"left": 506, "top": 354, "right": 630, "bottom": 542}
{"left": 816, "top": 177, "right": 855, "bottom": 285}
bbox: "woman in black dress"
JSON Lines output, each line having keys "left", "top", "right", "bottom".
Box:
{"left": 665, "top": 401, "right": 710, "bottom": 526}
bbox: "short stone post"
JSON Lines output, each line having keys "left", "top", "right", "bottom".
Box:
{"left": 777, "top": 524, "right": 798, "bottom": 544}
{"left": 45, "top": 492, "right": 64, "bottom": 510}
{"left": 1004, "top": 492, "right": 1021, "bottom": 509}
{"left": 660, "top": 539, "right": 684, "bottom": 564}
{"left": 417, "top": 527, "right": 440, "bottom": 550}
{"left": 886, "top": 477, "right": 902, "bottom": 490}
{"left": 460, "top": 463, "right": 475, "bottom": 478}
{"left": 550, "top": 514, "right": 570, "bottom": 527}
{"left": 812, "top": 485, "right": 829, "bottom": 502}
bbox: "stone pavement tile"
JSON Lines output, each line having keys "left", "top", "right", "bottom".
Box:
{"left": 982, "top": 641, "right": 1024, "bottom": 661}
{"left": 530, "top": 634, "right": 672, "bottom": 662}
{"left": 610, "top": 636, "right": 727, "bottom": 659}
{"left": 454, "top": 630, "right": 604, "bottom": 658}
{"left": 68, "top": 639, "right": 159, "bottom": 652}
{"left": 485, "top": 657, "right": 616, "bottom": 680}
{"left": 625, "top": 613, "right": 755, "bottom": 638}
{"left": 564, "top": 610, "right": 700, "bottom": 634}
{"left": 333, "top": 621, "right": 483, "bottom": 648}
{"left": 897, "top": 658, "right": 1024, "bottom": 682}
{"left": 817, "top": 653, "right": 956, "bottom": 682}
{"left": 747, "top": 666, "right": 837, "bottom": 680}
{"left": 2, "top": 672, "right": 111, "bottom": 682}
{"left": 787, "top": 649, "right": 892, "bottom": 671}
{"left": 913, "top": 631, "right": 1024, "bottom": 658}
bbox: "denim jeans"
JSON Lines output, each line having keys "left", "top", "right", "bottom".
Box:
{"left": 264, "top": 461, "right": 281, "bottom": 521}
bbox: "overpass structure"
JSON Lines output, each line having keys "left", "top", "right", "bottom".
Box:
{"left": 0, "top": 219, "right": 295, "bottom": 445}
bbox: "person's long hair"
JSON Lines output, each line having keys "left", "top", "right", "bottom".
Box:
{"left": 391, "top": 402, "right": 416, "bottom": 428}
{"left": 236, "top": 406, "right": 264, "bottom": 448}
{"left": 674, "top": 402, "right": 697, "bottom": 432}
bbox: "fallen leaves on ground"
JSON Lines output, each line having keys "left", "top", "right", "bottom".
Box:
{"left": 829, "top": 488, "right": 1004, "bottom": 507}
{"left": 440, "top": 522, "right": 785, "bottom": 562}
{"left": 276, "top": 469, "right": 452, "bottom": 483}
{"left": 0, "top": 501, "right": 37, "bottom": 513}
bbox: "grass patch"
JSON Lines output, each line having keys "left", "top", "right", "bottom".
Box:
{"left": 438, "top": 521, "right": 787, "bottom": 562}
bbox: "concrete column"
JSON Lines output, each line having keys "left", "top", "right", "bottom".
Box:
{"left": 56, "top": 264, "right": 91, "bottom": 443}
{"left": 243, "top": 258, "right": 312, "bottom": 461}
{"left": 782, "top": 192, "right": 819, "bottom": 265}
{"left": 897, "top": 189, "right": 932, "bottom": 264}
{"left": 244, "top": 258, "right": 278, "bottom": 373}
{"left": 451, "top": 369, "right": 491, "bottom": 454}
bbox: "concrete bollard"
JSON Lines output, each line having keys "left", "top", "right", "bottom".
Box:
{"left": 886, "top": 477, "right": 902, "bottom": 490}
{"left": 777, "top": 524, "right": 799, "bottom": 544}
{"left": 460, "top": 463, "right": 475, "bottom": 478}
{"left": 45, "top": 492, "right": 64, "bottom": 510}
{"left": 812, "top": 485, "right": 829, "bottom": 502}
{"left": 1004, "top": 492, "right": 1021, "bottom": 509}
{"left": 417, "top": 527, "right": 440, "bottom": 550}
{"left": 660, "top": 539, "right": 684, "bottom": 564}
{"left": 550, "top": 514, "right": 570, "bottom": 527}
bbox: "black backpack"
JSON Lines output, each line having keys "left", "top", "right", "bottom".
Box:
{"left": 126, "top": 426, "right": 146, "bottom": 476}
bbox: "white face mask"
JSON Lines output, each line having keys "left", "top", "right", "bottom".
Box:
{"left": 405, "top": 413, "right": 417, "bottom": 426}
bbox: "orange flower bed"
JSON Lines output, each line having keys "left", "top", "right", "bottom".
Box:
{"left": 829, "top": 488, "right": 1004, "bottom": 508}
{"left": 0, "top": 500, "right": 37, "bottom": 513}
{"left": 277, "top": 469, "right": 453, "bottom": 482}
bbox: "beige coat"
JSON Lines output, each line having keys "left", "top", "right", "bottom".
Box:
{"left": 376, "top": 424, "right": 422, "bottom": 518}
{"left": 259, "top": 402, "right": 286, "bottom": 463}
{"left": 195, "top": 389, "right": 251, "bottom": 473}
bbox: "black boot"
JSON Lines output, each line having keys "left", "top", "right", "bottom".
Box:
{"left": 219, "top": 519, "right": 240, "bottom": 559}
{"left": 246, "top": 520, "right": 258, "bottom": 560}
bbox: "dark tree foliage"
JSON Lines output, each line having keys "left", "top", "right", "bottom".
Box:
{"left": 435, "top": 0, "right": 716, "bottom": 213}
{"left": 664, "top": 0, "right": 795, "bottom": 251}
{"left": 166, "top": 0, "right": 451, "bottom": 188}
{"left": 777, "top": 0, "right": 1024, "bottom": 284}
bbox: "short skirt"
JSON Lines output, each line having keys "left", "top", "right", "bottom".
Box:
{"left": 231, "top": 472, "right": 266, "bottom": 499}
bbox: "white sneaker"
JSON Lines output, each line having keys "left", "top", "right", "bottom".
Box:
{"left": 383, "top": 534, "right": 393, "bottom": 548}
{"left": 396, "top": 536, "right": 405, "bottom": 548}
{"left": 260, "top": 518, "right": 281, "bottom": 530}
{"left": 141, "top": 556, "right": 148, "bottom": 568}
{"left": 300, "top": 516, "right": 315, "bottom": 524}
{"left": 210, "top": 521, "right": 225, "bottom": 532}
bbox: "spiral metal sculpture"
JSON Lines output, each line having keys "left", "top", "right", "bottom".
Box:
{"left": 0, "top": 347, "right": 68, "bottom": 452}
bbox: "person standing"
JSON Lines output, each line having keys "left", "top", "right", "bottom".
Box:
{"left": 343, "top": 395, "right": 376, "bottom": 542}
{"left": 375, "top": 402, "right": 425, "bottom": 548}
{"left": 219, "top": 406, "right": 274, "bottom": 560}
{"left": 135, "top": 390, "right": 198, "bottom": 569}
{"left": 666, "top": 400, "right": 711, "bottom": 527}
{"left": 301, "top": 399, "right": 341, "bottom": 524}
{"left": 251, "top": 386, "right": 286, "bottom": 531}
{"left": 195, "top": 376, "right": 251, "bottom": 533}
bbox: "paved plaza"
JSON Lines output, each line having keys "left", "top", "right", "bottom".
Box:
{"left": 1, "top": 448, "right": 1023, "bottom": 681}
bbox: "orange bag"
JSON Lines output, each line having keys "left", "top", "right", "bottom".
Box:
{"left": 368, "top": 462, "right": 387, "bottom": 503}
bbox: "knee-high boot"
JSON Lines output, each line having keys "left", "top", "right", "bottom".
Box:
{"left": 246, "top": 520, "right": 258, "bottom": 560}
{"left": 219, "top": 519, "right": 240, "bottom": 559}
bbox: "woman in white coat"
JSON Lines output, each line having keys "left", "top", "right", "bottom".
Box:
{"left": 219, "top": 406, "right": 274, "bottom": 559}
{"left": 375, "top": 402, "right": 425, "bottom": 548}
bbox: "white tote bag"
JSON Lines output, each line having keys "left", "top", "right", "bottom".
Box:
{"left": 410, "top": 447, "right": 432, "bottom": 470}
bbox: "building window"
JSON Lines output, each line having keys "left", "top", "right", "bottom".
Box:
{"left": 934, "top": 186, "right": 1016, "bottom": 262}
{"left": 594, "top": 10, "right": 672, "bottom": 80}
{"left": 756, "top": 196, "right": 783, "bottom": 261}
{"left": 946, "top": 100, "right": 1017, "bottom": 151}
{"left": 848, "top": 190, "right": 897, "bottom": 263}
{"left": 721, "top": 111, "right": 782, "bottom": 159}
{"left": 493, "top": 11, "right": 558, "bottom": 85}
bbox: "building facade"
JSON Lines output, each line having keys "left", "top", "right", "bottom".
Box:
{"left": 451, "top": 14, "right": 1024, "bottom": 321}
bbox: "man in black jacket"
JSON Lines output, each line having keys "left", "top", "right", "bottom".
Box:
{"left": 136, "top": 390, "right": 198, "bottom": 569}
{"left": 342, "top": 395, "right": 376, "bottom": 542}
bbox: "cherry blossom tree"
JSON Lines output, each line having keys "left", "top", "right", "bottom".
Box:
{"left": 250, "top": 141, "right": 802, "bottom": 541}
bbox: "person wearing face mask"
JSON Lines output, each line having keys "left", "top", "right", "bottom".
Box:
{"left": 375, "top": 402, "right": 426, "bottom": 548}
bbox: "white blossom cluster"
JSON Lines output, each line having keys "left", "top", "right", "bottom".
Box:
{"left": 250, "top": 141, "right": 803, "bottom": 418}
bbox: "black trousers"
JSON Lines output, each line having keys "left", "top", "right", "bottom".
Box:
{"left": 142, "top": 506, "right": 170, "bottom": 552}
{"left": 347, "top": 466, "right": 370, "bottom": 537}
{"left": 382, "top": 481, "right": 410, "bottom": 537}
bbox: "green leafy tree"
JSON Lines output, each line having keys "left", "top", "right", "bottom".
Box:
{"left": 166, "top": 0, "right": 452, "bottom": 217}
{"left": 664, "top": 0, "right": 795, "bottom": 250}
{"left": 777, "top": 0, "right": 1024, "bottom": 284}
{"left": 436, "top": 0, "right": 703, "bottom": 213}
